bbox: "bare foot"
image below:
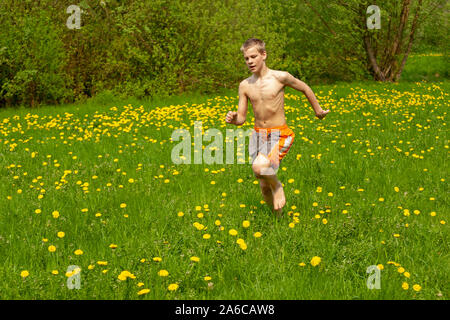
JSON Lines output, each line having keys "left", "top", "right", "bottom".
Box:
{"left": 272, "top": 181, "right": 286, "bottom": 212}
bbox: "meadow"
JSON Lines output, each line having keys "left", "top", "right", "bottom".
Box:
{"left": 0, "top": 77, "right": 448, "bottom": 299}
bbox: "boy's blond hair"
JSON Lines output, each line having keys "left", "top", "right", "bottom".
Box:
{"left": 240, "top": 38, "right": 266, "bottom": 54}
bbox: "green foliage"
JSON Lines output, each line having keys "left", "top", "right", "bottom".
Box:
{"left": 0, "top": 0, "right": 447, "bottom": 107}
{"left": 0, "top": 5, "right": 71, "bottom": 107}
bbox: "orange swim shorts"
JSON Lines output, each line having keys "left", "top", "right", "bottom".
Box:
{"left": 249, "top": 123, "right": 295, "bottom": 167}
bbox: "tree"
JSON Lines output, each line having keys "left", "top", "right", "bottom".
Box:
{"left": 305, "top": 0, "right": 445, "bottom": 82}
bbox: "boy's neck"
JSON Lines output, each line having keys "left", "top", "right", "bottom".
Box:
{"left": 253, "top": 64, "right": 270, "bottom": 79}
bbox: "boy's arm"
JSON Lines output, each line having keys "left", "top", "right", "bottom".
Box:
{"left": 226, "top": 81, "right": 248, "bottom": 125}
{"left": 279, "top": 72, "right": 330, "bottom": 119}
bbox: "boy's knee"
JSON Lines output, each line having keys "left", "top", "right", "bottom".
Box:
{"left": 252, "top": 154, "right": 271, "bottom": 176}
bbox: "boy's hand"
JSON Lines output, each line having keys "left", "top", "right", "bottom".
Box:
{"left": 225, "top": 111, "right": 238, "bottom": 124}
{"left": 315, "top": 109, "right": 330, "bottom": 120}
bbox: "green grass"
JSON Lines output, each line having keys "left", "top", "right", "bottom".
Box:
{"left": 0, "top": 77, "right": 448, "bottom": 300}
{"left": 400, "top": 53, "right": 449, "bottom": 82}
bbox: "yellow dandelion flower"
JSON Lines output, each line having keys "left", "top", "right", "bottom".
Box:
{"left": 413, "top": 284, "right": 422, "bottom": 292}
{"left": 57, "top": 231, "right": 65, "bottom": 238}
{"left": 48, "top": 245, "right": 56, "bottom": 252}
{"left": 137, "top": 289, "right": 150, "bottom": 295}
{"left": 298, "top": 262, "right": 306, "bottom": 267}
{"left": 377, "top": 264, "right": 384, "bottom": 270}
{"left": 402, "top": 282, "right": 409, "bottom": 290}
{"left": 193, "top": 222, "right": 205, "bottom": 230}
{"left": 51, "top": 210, "right": 59, "bottom": 218}
{"left": 204, "top": 276, "right": 212, "bottom": 281}
{"left": 322, "top": 218, "right": 328, "bottom": 225}
{"left": 404, "top": 272, "right": 410, "bottom": 278}
{"left": 203, "top": 234, "right": 211, "bottom": 239}
{"left": 253, "top": 232, "right": 262, "bottom": 238}
{"left": 168, "top": 283, "right": 179, "bottom": 291}
{"left": 120, "top": 203, "right": 127, "bottom": 208}
{"left": 21, "top": 270, "right": 29, "bottom": 278}
{"left": 177, "top": 211, "right": 184, "bottom": 217}
{"left": 158, "top": 270, "right": 169, "bottom": 277}
{"left": 190, "top": 256, "right": 200, "bottom": 262}
{"left": 229, "top": 229, "right": 238, "bottom": 236}
{"left": 74, "top": 249, "right": 83, "bottom": 255}
{"left": 51, "top": 270, "right": 59, "bottom": 275}
{"left": 109, "top": 244, "right": 118, "bottom": 249}
{"left": 310, "top": 256, "right": 321, "bottom": 267}
{"left": 152, "top": 257, "right": 162, "bottom": 262}
{"left": 242, "top": 220, "right": 250, "bottom": 228}
{"left": 398, "top": 267, "right": 405, "bottom": 273}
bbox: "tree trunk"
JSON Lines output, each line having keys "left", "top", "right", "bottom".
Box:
{"left": 395, "top": 0, "right": 423, "bottom": 81}
{"left": 364, "top": 33, "right": 386, "bottom": 81}
{"left": 385, "top": 0, "right": 411, "bottom": 81}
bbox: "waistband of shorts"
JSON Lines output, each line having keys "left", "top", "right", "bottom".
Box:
{"left": 254, "top": 124, "right": 289, "bottom": 133}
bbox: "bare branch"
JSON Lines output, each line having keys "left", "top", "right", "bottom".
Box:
{"left": 303, "top": 0, "right": 337, "bottom": 37}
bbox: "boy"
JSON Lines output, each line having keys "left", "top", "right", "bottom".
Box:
{"left": 225, "top": 38, "right": 330, "bottom": 215}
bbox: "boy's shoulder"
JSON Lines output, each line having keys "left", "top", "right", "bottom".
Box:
{"left": 271, "top": 69, "right": 290, "bottom": 82}
{"left": 240, "top": 76, "right": 252, "bottom": 84}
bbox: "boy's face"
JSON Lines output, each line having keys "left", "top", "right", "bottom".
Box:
{"left": 243, "top": 46, "right": 266, "bottom": 73}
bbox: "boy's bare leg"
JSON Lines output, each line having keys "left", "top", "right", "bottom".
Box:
{"left": 252, "top": 153, "right": 286, "bottom": 215}
{"left": 260, "top": 175, "right": 285, "bottom": 215}
{"left": 259, "top": 179, "right": 274, "bottom": 208}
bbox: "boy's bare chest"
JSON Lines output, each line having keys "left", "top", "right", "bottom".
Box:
{"left": 246, "top": 78, "right": 284, "bottom": 104}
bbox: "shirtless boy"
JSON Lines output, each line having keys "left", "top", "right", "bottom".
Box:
{"left": 225, "top": 38, "right": 330, "bottom": 215}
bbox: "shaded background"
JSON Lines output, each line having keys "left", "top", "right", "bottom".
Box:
{"left": 0, "top": 0, "right": 448, "bottom": 107}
